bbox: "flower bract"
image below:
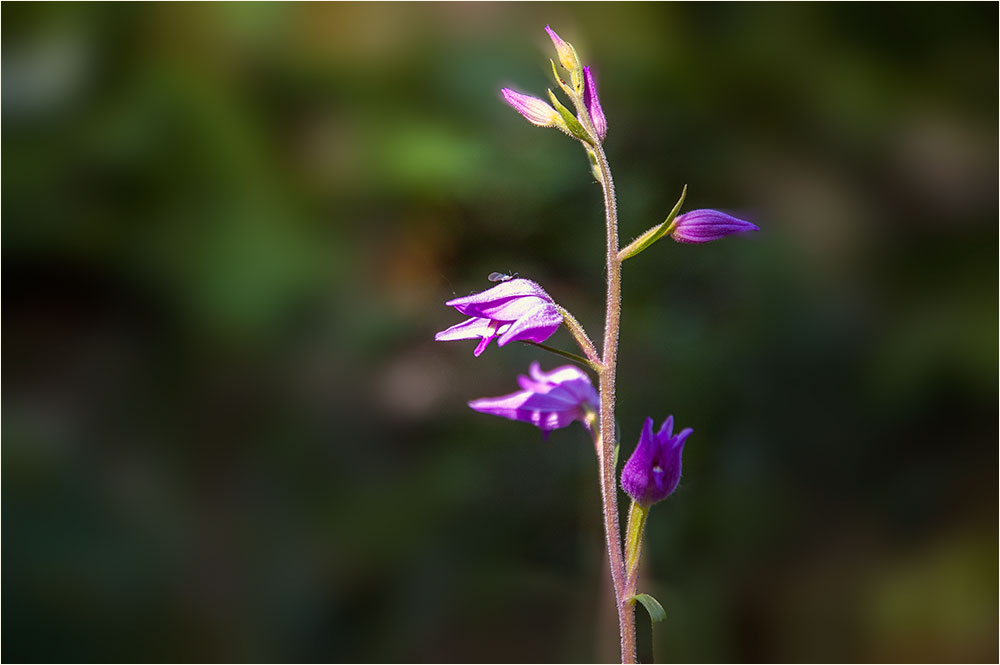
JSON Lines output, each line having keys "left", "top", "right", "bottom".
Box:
{"left": 468, "top": 362, "right": 599, "bottom": 433}
{"left": 435, "top": 278, "right": 563, "bottom": 356}
{"left": 621, "top": 416, "right": 692, "bottom": 506}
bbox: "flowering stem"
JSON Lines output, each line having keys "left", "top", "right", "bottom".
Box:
{"left": 557, "top": 305, "right": 602, "bottom": 366}
{"left": 592, "top": 142, "right": 636, "bottom": 665}
{"left": 567, "top": 93, "right": 636, "bottom": 661}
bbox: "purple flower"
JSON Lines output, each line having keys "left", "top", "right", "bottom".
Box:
{"left": 621, "top": 416, "right": 692, "bottom": 506}
{"left": 501, "top": 88, "right": 560, "bottom": 127}
{"left": 671, "top": 209, "right": 759, "bottom": 244}
{"left": 583, "top": 66, "right": 607, "bottom": 142}
{"left": 468, "top": 362, "right": 599, "bottom": 433}
{"left": 435, "top": 278, "right": 563, "bottom": 356}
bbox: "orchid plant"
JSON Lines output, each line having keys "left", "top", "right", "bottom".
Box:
{"left": 436, "top": 26, "right": 757, "bottom": 663}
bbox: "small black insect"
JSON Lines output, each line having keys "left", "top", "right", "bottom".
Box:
{"left": 487, "top": 271, "right": 518, "bottom": 283}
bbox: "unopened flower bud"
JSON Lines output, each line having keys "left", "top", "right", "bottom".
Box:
{"left": 582, "top": 66, "right": 607, "bottom": 142}
{"left": 501, "top": 88, "right": 561, "bottom": 127}
{"left": 671, "top": 209, "right": 759, "bottom": 244}
{"left": 545, "top": 25, "right": 581, "bottom": 74}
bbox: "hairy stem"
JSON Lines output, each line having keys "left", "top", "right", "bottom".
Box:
{"left": 558, "top": 305, "right": 602, "bottom": 366}
{"left": 568, "top": 82, "right": 635, "bottom": 663}
{"left": 593, "top": 142, "right": 636, "bottom": 664}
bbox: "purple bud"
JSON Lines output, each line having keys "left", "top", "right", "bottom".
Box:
{"left": 621, "top": 416, "right": 692, "bottom": 507}
{"left": 501, "top": 88, "right": 560, "bottom": 127}
{"left": 582, "top": 66, "right": 607, "bottom": 142}
{"left": 435, "top": 278, "right": 563, "bottom": 356}
{"left": 468, "top": 362, "right": 600, "bottom": 434}
{"left": 545, "top": 25, "right": 579, "bottom": 73}
{"left": 671, "top": 209, "right": 759, "bottom": 244}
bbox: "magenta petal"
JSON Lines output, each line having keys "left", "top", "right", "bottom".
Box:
{"left": 528, "top": 362, "right": 581, "bottom": 384}
{"left": 561, "top": 374, "right": 601, "bottom": 407}
{"left": 527, "top": 363, "right": 599, "bottom": 406}
{"left": 496, "top": 302, "right": 563, "bottom": 346}
{"left": 445, "top": 279, "right": 552, "bottom": 316}
{"left": 471, "top": 389, "right": 579, "bottom": 417}
{"left": 473, "top": 335, "right": 492, "bottom": 357}
{"left": 673, "top": 428, "right": 693, "bottom": 451}
{"left": 621, "top": 415, "right": 692, "bottom": 506}
{"left": 458, "top": 294, "right": 549, "bottom": 321}
{"left": 434, "top": 316, "right": 493, "bottom": 342}
{"left": 468, "top": 363, "right": 599, "bottom": 434}
{"left": 437, "top": 278, "right": 562, "bottom": 356}
{"left": 656, "top": 415, "right": 674, "bottom": 440}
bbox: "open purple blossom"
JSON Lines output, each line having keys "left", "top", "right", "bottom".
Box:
{"left": 468, "top": 362, "right": 599, "bottom": 433}
{"left": 582, "top": 66, "right": 606, "bottom": 142}
{"left": 671, "top": 209, "right": 759, "bottom": 244}
{"left": 501, "top": 88, "right": 560, "bottom": 127}
{"left": 621, "top": 416, "right": 692, "bottom": 507}
{"left": 435, "top": 278, "right": 563, "bottom": 356}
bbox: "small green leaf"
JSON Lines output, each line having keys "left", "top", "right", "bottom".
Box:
{"left": 619, "top": 185, "right": 687, "bottom": 261}
{"left": 612, "top": 442, "right": 620, "bottom": 471}
{"left": 630, "top": 593, "right": 666, "bottom": 623}
{"left": 547, "top": 89, "right": 592, "bottom": 144}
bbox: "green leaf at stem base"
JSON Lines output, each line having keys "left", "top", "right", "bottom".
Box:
{"left": 629, "top": 593, "right": 666, "bottom": 623}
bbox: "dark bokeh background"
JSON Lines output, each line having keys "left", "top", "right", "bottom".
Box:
{"left": 4, "top": 3, "right": 997, "bottom": 662}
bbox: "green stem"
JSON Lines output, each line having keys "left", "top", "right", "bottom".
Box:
{"left": 521, "top": 341, "right": 601, "bottom": 373}
{"left": 558, "top": 306, "right": 602, "bottom": 366}
{"left": 593, "top": 142, "right": 635, "bottom": 665}
{"left": 624, "top": 501, "right": 649, "bottom": 597}
{"left": 563, "top": 84, "right": 635, "bottom": 663}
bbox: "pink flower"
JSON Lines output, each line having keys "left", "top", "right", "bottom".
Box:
{"left": 621, "top": 416, "right": 692, "bottom": 506}
{"left": 435, "top": 278, "right": 563, "bottom": 356}
{"left": 469, "top": 362, "right": 599, "bottom": 433}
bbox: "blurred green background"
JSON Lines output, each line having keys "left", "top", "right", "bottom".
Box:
{"left": 3, "top": 3, "right": 997, "bottom": 662}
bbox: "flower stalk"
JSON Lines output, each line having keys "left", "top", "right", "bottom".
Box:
{"left": 441, "top": 24, "right": 757, "bottom": 664}
{"left": 592, "top": 141, "right": 637, "bottom": 665}
{"left": 624, "top": 501, "right": 649, "bottom": 595}
{"left": 557, "top": 306, "right": 601, "bottom": 367}
{"left": 555, "top": 46, "right": 636, "bottom": 663}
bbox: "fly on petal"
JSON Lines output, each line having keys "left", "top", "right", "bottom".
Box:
{"left": 435, "top": 279, "right": 563, "bottom": 356}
